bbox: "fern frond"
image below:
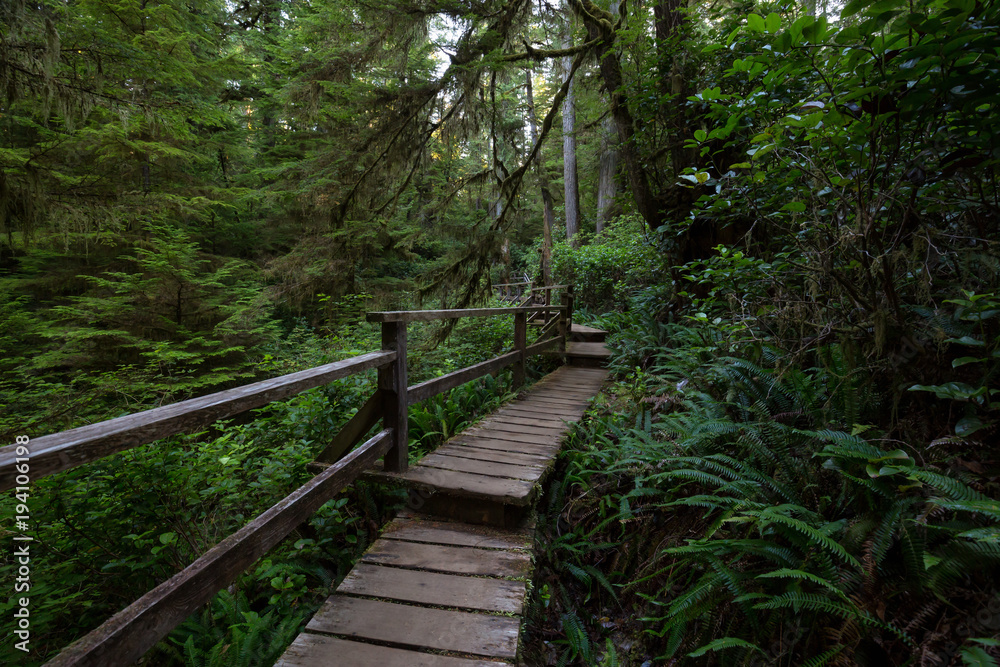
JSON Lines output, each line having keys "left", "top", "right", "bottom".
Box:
{"left": 747, "top": 507, "right": 862, "bottom": 569}
{"left": 686, "top": 636, "right": 767, "bottom": 658}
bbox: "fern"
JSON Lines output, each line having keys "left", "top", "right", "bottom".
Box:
{"left": 746, "top": 507, "right": 862, "bottom": 569}
{"left": 756, "top": 568, "right": 851, "bottom": 600}
{"left": 686, "top": 636, "right": 767, "bottom": 658}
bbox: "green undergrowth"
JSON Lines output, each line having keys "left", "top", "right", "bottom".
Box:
{"left": 0, "top": 311, "right": 543, "bottom": 666}
{"left": 527, "top": 318, "right": 1000, "bottom": 666}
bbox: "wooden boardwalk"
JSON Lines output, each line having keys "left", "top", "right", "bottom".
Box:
{"left": 277, "top": 358, "right": 608, "bottom": 666}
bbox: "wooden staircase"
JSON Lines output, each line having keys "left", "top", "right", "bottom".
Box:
{"left": 567, "top": 323, "right": 612, "bottom": 367}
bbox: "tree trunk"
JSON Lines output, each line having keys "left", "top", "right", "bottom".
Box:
{"left": 561, "top": 7, "right": 580, "bottom": 247}
{"left": 525, "top": 70, "right": 555, "bottom": 286}
{"left": 595, "top": 0, "right": 622, "bottom": 234}
{"left": 572, "top": 0, "right": 662, "bottom": 232}
{"left": 596, "top": 115, "right": 620, "bottom": 233}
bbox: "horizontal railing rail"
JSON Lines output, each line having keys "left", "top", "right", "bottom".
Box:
{"left": 25, "top": 290, "right": 574, "bottom": 666}
{"left": 0, "top": 351, "right": 395, "bottom": 492}
{"left": 367, "top": 304, "right": 564, "bottom": 322}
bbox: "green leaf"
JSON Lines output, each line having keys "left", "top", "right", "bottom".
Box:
{"left": 694, "top": 129, "right": 707, "bottom": 142}
{"left": 747, "top": 14, "right": 765, "bottom": 32}
{"left": 782, "top": 201, "right": 807, "bottom": 213}
{"left": 960, "top": 645, "right": 999, "bottom": 667}
{"left": 953, "top": 356, "right": 985, "bottom": 368}
{"left": 946, "top": 336, "right": 986, "bottom": 347}
{"left": 159, "top": 532, "right": 177, "bottom": 545}
{"left": 688, "top": 637, "right": 766, "bottom": 658}
{"left": 841, "top": 0, "right": 874, "bottom": 17}
{"left": 955, "top": 416, "right": 986, "bottom": 437}
{"left": 764, "top": 12, "right": 781, "bottom": 33}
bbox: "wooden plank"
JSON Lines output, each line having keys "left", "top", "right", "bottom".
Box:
{"left": 46, "top": 430, "right": 394, "bottom": 667}
{"left": 439, "top": 444, "right": 552, "bottom": 466}
{"left": 531, "top": 379, "right": 605, "bottom": 389}
{"left": 337, "top": 563, "right": 526, "bottom": 613}
{"left": 0, "top": 350, "right": 396, "bottom": 492}
{"left": 484, "top": 415, "right": 570, "bottom": 429}
{"left": 481, "top": 422, "right": 567, "bottom": 437}
{"left": 305, "top": 597, "right": 521, "bottom": 658}
{"left": 408, "top": 351, "right": 520, "bottom": 405}
{"left": 566, "top": 342, "right": 611, "bottom": 357}
{"left": 388, "top": 466, "right": 536, "bottom": 505}
{"left": 449, "top": 437, "right": 559, "bottom": 457}
{"left": 528, "top": 381, "right": 604, "bottom": 393}
{"left": 461, "top": 429, "right": 561, "bottom": 447}
{"left": 493, "top": 406, "right": 581, "bottom": 420}
{"left": 418, "top": 453, "right": 545, "bottom": 481}
{"left": 381, "top": 518, "right": 531, "bottom": 550}
{"left": 367, "top": 306, "right": 565, "bottom": 323}
{"left": 315, "top": 390, "right": 383, "bottom": 463}
{"left": 276, "top": 634, "right": 510, "bottom": 667}
{"left": 517, "top": 396, "right": 590, "bottom": 408}
{"left": 380, "top": 323, "right": 409, "bottom": 472}
{"left": 360, "top": 539, "right": 531, "bottom": 578}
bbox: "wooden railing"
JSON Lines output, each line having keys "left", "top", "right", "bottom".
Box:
{"left": 0, "top": 294, "right": 574, "bottom": 666}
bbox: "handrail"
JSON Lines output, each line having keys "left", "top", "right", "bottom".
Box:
{"left": 47, "top": 430, "right": 393, "bottom": 667}
{"left": 31, "top": 290, "right": 574, "bottom": 666}
{"left": 367, "top": 304, "right": 564, "bottom": 323}
{"left": 0, "top": 350, "right": 396, "bottom": 492}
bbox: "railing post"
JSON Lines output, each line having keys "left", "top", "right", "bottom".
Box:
{"left": 561, "top": 285, "right": 574, "bottom": 354}
{"left": 378, "top": 321, "right": 408, "bottom": 472}
{"left": 513, "top": 311, "right": 526, "bottom": 388}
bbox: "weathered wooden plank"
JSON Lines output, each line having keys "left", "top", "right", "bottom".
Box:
{"left": 461, "top": 429, "right": 561, "bottom": 447}
{"left": 46, "top": 430, "right": 394, "bottom": 667}
{"left": 484, "top": 415, "right": 570, "bottom": 429}
{"left": 528, "top": 383, "right": 605, "bottom": 394}
{"left": 448, "top": 437, "right": 559, "bottom": 457}
{"left": 276, "top": 634, "right": 510, "bottom": 667}
{"left": 360, "top": 538, "right": 532, "bottom": 577}
{"left": 408, "top": 351, "right": 520, "bottom": 405}
{"left": 385, "top": 466, "right": 537, "bottom": 505}
{"left": 306, "top": 596, "right": 521, "bottom": 657}
{"left": 439, "top": 444, "right": 552, "bottom": 466}
{"left": 418, "top": 453, "right": 545, "bottom": 481}
{"left": 315, "top": 390, "right": 383, "bottom": 463}
{"left": 367, "top": 306, "right": 565, "bottom": 323}
{"left": 461, "top": 428, "right": 561, "bottom": 447}
{"left": 566, "top": 342, "right": 612, "bottom": 357}
{"left": 381, "top": 517, "right": 531, "bottom": 550}
{"left": 337, "top": 563, "right": 526, "bottom": 613}
{"left": 531, "top": 379, "right": 606, "bottom": 391}
{"left": 480, "top": 422, "right": 567, "bottom": 437}
{"left": 493, "top": 406, "right": 581, "bottom": 420}
{"left": 517, "top": 396, "right": 591, "bottom": 408}
{"left": 0, "top": 350, "right": 396, "bottom": 492}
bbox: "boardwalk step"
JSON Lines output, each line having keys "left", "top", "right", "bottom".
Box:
{"left": 566, "top": 341, "right": 612, "bottom": 367}
{"left": 365, "top": 366, "right": 607, "bottom": 521}
{"left": 276, "top": 632, "right": 512, "bottom": 666}
{"left": 305, "top": 596, "right": 520, "bottom": 658}
{"left": 360, "top": 538, "right": 531, "bottom": 577}
{"left": 570, "top": 323, "right": 607, "bottom": 343}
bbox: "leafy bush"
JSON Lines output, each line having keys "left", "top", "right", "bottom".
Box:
{"left": 550, "top": 215, "right": 663, "bottom": 312}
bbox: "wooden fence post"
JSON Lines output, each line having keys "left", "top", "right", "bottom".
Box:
{"left": 513, "top": 312, "right": 526, "bottom": 388}
{"left": 379, "top": 322, "right": 408, "bottom": 472}
{"left": 561, "top": 285, "right": 574, "bottom": 354}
